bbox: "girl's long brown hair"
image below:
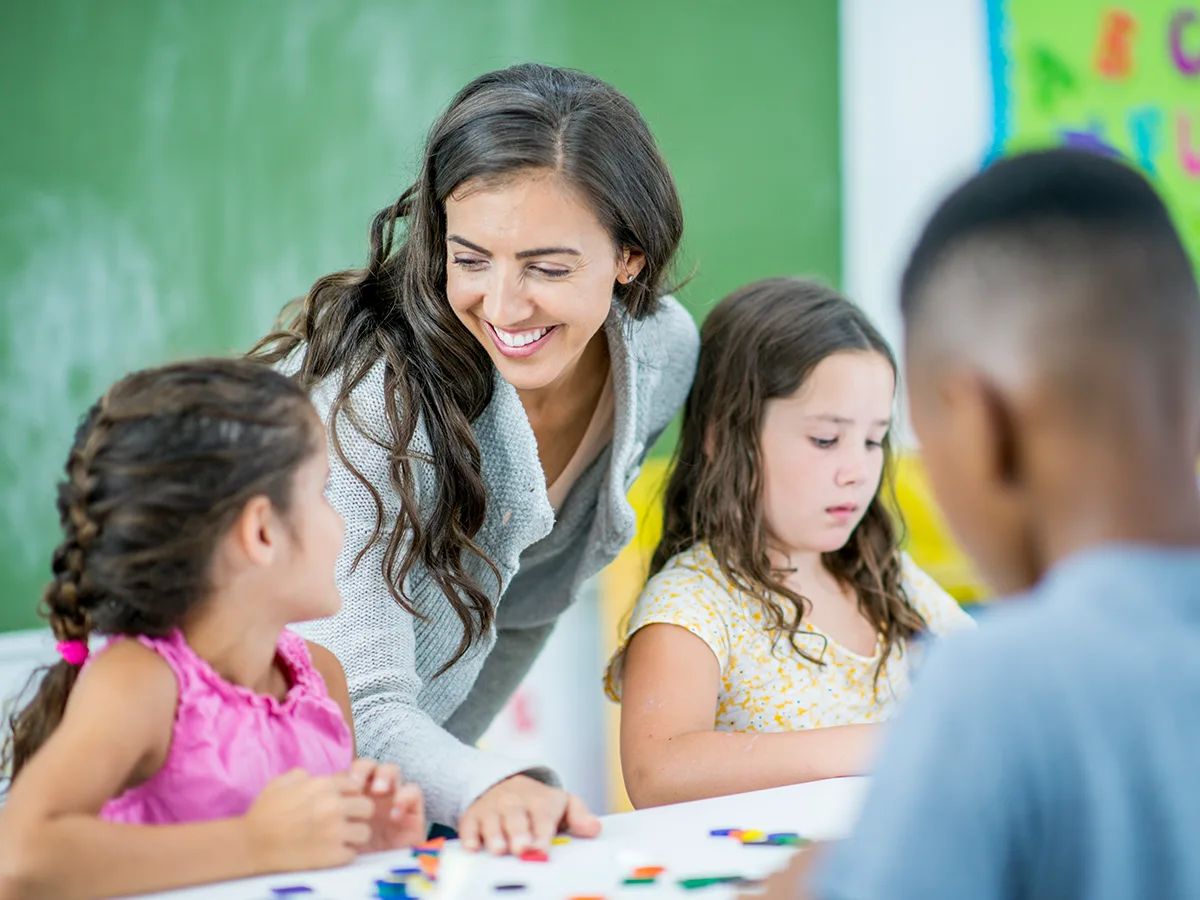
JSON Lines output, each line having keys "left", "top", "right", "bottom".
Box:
{"left": 652, "top": 277, "right": 927, "bottom": 683}
{"left": 249, "top": 64, "right": 683, "bottom": 675}
{"left": 4, "top": 359, "right": 317, "bottom": 780}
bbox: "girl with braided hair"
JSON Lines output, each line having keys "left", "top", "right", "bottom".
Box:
{"left": 0, "top": 359, "right": 425, "bottom": 899}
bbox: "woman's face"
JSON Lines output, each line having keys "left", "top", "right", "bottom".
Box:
{"left": 444, "top": 169, "right": 644, "bottom": 392}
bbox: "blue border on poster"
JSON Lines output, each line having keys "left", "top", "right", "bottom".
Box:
{"left": 983, "top": 0, "right": 1011, "bottom": 165}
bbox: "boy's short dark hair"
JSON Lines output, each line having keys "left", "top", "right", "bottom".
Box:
{"left": 901, "top": 148, "right": 1195, "bottom": 327}
{"left": 898, "top": 149, "right": 1199, "bottom": 406}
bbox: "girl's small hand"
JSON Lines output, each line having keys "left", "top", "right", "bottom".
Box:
{"left": 458, "top": 774, "right": 601, "bottom": 856}
{"left": 348, "top": 759, "right": 428, "bottom": 850}
{"left": 244, "top": 768, "right": 374, "bottom": 873}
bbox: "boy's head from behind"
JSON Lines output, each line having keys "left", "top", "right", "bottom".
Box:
{"left": 656, "top": 277, "right": 926, "bottom": 675}
{"left": 903, "top": 148, "right": 1200, "bottom": 595}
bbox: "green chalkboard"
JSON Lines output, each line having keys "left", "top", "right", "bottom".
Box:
{"left": 0, "top": 0, "right": 839, "bottom": 632}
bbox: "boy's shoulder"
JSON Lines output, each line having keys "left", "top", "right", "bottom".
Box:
{"left": 918, "top": 544, "right": 1200, "bottom": 724}
{"left": 815, "top": 548, "right": 1200, "bottom": 900}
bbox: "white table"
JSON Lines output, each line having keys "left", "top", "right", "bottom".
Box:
{"left": 140, "top": 777, "right": 869, "bottom": 900}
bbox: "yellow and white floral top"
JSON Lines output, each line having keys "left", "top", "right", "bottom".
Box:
{"left": 604, "top": 543, "right": 975, "bottom": 732}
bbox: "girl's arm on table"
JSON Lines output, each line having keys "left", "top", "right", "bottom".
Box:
{"left": 620, "top": 624, "right": 879, "bottom": 809}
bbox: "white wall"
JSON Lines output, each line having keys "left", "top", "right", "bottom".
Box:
{"left": 0, "top": 630, "right": 57, "bottom": 719}
{"left": 840, "top": 0, "right": 992, "bottom": 440}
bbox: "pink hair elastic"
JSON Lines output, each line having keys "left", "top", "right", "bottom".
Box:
{"left": 56, "top": 640, "right": 89, "bottom": 666}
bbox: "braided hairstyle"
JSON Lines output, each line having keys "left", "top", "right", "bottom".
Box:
{"left": 3, "top": 358, "right": 319, "bottom": 779}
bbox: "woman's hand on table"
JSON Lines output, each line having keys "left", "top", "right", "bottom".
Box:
{"left": 348, "top": 759, "right": 428, "bottom": 851}
{"left": 459, "top": 774, "right": 601, "bottom": 856}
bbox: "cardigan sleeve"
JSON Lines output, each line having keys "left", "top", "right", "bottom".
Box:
{"left": 292, "top": 364, "right": 559, "bottom": 826}
{"left": 442, "top": 621, "right": 556, "bottom": 746}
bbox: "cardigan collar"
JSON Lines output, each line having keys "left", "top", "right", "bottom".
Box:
{"left": 475, "top": 298, "right": 645, "bottom": 566}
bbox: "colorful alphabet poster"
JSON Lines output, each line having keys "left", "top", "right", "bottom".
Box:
{"left": 986, "top": 1, "right": 1200, "bottom": 267}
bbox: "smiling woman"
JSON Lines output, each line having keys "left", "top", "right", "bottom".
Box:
{"left": 445, "top": 174, "right": 632, "bottom": 379}
{"left": 249, "top": 64, "right": 698, "bottom": 856}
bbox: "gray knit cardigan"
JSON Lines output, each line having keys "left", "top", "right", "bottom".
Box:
{"left": 291, "top": 296, "right": 698, "bottom": 826}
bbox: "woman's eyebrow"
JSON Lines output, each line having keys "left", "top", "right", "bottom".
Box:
{"left": 515, "top": 246, "right": 581, "bottom": 259}
{"left": 447, "top": 235, "right": 491, "bottom": 256}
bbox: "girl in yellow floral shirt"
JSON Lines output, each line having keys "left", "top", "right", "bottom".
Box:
{"left": 606, "top": 278, "right": 974, "bottom": 808}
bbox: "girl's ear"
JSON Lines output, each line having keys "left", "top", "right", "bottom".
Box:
{"left": 228, "top": 496, "right": 279, "bottom": 568}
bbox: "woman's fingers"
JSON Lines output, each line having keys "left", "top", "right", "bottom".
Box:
{"left": 500, "top": 802, "right": 536, "bottom": 855}
{"left": 477, "top": 808, "right": 507, "bottom": 855}
{"left": 528, "top": 792, "right": 561, "bottom": 851}
{"left": 459, "top": 807, "right": 483, "bottom": 852}
{"left": 562, "top": 792, "right": 602, "bottom": 839}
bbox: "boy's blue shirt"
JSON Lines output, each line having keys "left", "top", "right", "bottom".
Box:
{"left": 816, "top": 544, "right": 1200, "bottom": 900}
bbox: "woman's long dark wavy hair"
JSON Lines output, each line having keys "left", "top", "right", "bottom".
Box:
{"left": 249, "top": 64, "right": 683, "bottom": 675}
{"left": 4, "top": 359, "right": 318, "bottom": 780}
{"left": 652, "top": 278, "right": 927, "bottom": 684}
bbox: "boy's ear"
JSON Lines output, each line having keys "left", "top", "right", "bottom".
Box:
{"left": 976, "top": 377, "right": 1025, "bottom": 489}
{"left": 937, "top": 367, "right": 1025, "bottom": 493}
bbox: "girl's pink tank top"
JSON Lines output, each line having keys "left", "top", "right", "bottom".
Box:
{"left": 98, "top": 628, "right": 353, "bottom": 824}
